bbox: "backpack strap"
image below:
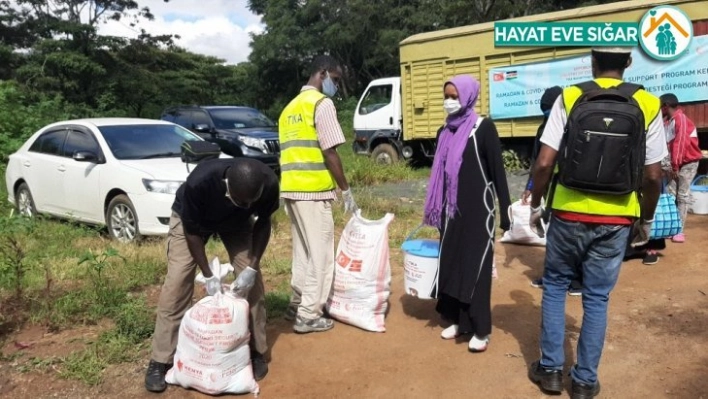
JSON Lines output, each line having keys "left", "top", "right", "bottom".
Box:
{"left": 576, "top": 80, "right": 601, "bottom": 93}
{"left": 615, "top": 82, "right": 644, "bottom": 97}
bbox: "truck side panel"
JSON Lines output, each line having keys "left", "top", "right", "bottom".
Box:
{"left": 400, "top": 0, "right": 708, "bottom": 141}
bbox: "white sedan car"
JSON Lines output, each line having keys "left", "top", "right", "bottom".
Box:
{"left": 4, "top": 118, "right": 224, "bottom": 242}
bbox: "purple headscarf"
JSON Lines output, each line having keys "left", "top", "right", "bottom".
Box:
{"left": 423, "top": 75, "right": 481, "bottom": 229}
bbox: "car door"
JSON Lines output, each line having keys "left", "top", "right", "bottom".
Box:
{"left": 59, "top": 128, "right": 104, "bottom": 222}
{"left": 23, "top": 129, "right": 69, "bottom": 215}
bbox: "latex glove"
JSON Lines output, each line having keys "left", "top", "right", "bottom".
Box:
{"left": 342, "top": 189, "right": 358, "bottom": 213}
{"left": 231, "top": 266, "right": 258, "bottom": 298}
{"left": 521, "top": 190, "right": 532, "bottom": 205}
{"left": 529, "top": 205, "right": 545, "bottom": 238}
{"left": 630, "top": 218, "right": 653, "bottom": 248}
{"left": 205, "top": 275, "right": 222, "bottom": 296}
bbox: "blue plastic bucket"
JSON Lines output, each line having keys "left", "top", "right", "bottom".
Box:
{"left": 401, "top": 226, "right": 439, "bottom": 299}
{"left": 689, "top": 175, "right": 708, "bottom": 215}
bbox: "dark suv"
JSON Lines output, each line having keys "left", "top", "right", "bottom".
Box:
{"left": 161, "top": 105, "right": 280, "bottom": 174}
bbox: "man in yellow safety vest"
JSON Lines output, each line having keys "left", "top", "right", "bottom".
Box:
{"left": 278, "top": 55, "right": 357, "bottom": 334}
{"left": 527, "top": 47, "right": 665, "bottom": 399}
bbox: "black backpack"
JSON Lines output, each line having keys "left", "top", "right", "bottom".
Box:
{"left": 556, "top": 81, "right": 646, "bottom": 195}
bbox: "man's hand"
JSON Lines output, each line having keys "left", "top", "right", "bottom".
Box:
{"left": 521, "top": 190, "right": 532, "bottom": 205}
{"left": 529, "top": 205, "right": 545, "bottom": 238}
{"left": 231, "top": 266, "right": 258, "bottom": 298}
{"left": 630, "top": 218, "right": 653, "bottom": 248}
{"left": 342, "top": 189, "right": 358, "bottom": 213}
{"left": 205, "top": 275, "right": 221, "bottom": 296}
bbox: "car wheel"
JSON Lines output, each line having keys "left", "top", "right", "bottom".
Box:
{"left": 16, "top": 183, "right": 36, "bottom": 217}
{"left": 106, "top": 194, "right": 141, "bottom": 243}
{"left": 371, "top": 143, "right": 399, "bottom": 164}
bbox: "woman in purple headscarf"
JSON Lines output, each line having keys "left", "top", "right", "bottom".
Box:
{"left": 423, "top": 75, "right": 511, "bottom": 352}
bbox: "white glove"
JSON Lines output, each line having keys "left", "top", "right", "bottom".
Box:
{"left": 529, "top": 205, "right": 545, "bottom": 238}
{"left": 342, "top": 189, "right": 358, "bottom": 213}
{"left": 205, "top": 275, "right": 222, "bottom": 296}
{"left": 231, "top": 266, "right": 258, "bottom": 298}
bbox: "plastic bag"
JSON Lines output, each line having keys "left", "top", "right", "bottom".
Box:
{"left": 326, "top": 210, "right": 394, "bottom": 332}
{"left": 167, "top": 257, "right": 259, "bottom": 396}
{"left": 195, "top": 257, "right": 234, "bottom": 284}
{"left": 500, "top": 200, "right": 547, "bottom": 246}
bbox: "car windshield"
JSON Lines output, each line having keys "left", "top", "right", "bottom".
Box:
{"left": 98, "top": 124, "right": 202, "bottom": 160}
{"left": 208, "top": 108, "right": 276, "bottom": 129}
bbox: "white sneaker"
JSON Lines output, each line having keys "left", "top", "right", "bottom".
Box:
{"left": 468, "top": 335, "right": 489, "bottom": 352}
{"left": 440, "top": 324, "right": 460, "bottom": 340}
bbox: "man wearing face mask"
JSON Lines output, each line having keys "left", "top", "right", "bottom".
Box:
{"left": 145, "top": 158, "right": 279, "bottom": 393}
{"left": 278, "top": 55, "right": 357, "bottom": 334}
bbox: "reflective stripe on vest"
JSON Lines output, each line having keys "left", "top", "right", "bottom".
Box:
{"left": 551, "top": 78, "right": 661, "bottom": 218}
{"left": 278, "top": 90, "right": 336, "bottom": 193}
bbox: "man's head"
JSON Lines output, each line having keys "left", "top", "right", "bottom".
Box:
{"left": 540, "top": 86, "right": 562, "bottom": 116}
{"left": 225, "top": 159, "right": 265, "bottom": 209}
{"left": 307, "top": 55, "right": 343, "bottom": 97}
{"left": 660, "top": 93, "right": 679, "bottom": 119}
{"left": 590, "top": 47, "right": 633, "bottom": 79}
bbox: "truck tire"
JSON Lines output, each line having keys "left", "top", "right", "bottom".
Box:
{"left": 371, "top": 143, "right": 399, "bottom": 164}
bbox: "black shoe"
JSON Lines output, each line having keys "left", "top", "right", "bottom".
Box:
{"left": 251, "top": 352, "right": 269, "bottom": 381}
{"left": 145, "top": 360, "right": 171, "bottom": 393}
{"left": 528, "top": 360, "right": 563, "bottom": 394}
{"left": 642, "top": 251, "right": 659, "bottom": 265}
{"left": 572, "top": 380, "right": 601, "bottom": 399}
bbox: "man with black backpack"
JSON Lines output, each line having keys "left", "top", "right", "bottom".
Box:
{"left": 526, "top": 47, "right": 665, "bottom": 399}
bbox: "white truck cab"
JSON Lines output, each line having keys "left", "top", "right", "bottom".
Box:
{"left": 353, "top": 77, "right": 405, "bottom": 163}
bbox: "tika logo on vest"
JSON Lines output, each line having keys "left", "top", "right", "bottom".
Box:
{"left": 286, "top": 114, "right": 304, "bottom": 124}
{"left": 603, "top": 117, "right": 614, "bottom": 129}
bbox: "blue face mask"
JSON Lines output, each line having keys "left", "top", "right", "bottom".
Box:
{"left": 322, "top": 71, "right": 338, "bottom": 97}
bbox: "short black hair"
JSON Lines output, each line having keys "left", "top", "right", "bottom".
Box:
{"left": 226, "top": 159, "right": 265, "bottom": 201}
{"left": 660, "top": 93, "right": 679, "bottom": 107}
{"left": 309, "top": 55, "right": 341, "bottom": 77}
{"left": 540, "top": 86, "right": 563, "bottom": 113}
{"left": 591, "top": 50, "right": 631, "bottom": 73}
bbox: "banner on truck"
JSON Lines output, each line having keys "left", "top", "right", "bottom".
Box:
{"left": 488, "top": 34, "right": 708, "bottom": 120}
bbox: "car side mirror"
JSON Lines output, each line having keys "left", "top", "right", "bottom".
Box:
{"left": 194, "top": 124, "right": 212, "bottom": 133}
{"left": 73, "top": 151, "right": 99, "bottom": 163}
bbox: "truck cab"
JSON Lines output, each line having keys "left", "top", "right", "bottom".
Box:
{"left": 353, "top": 77, "right": 404, "bottom": 164}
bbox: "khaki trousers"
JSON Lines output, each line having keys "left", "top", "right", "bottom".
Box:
{"left": 150, "top": 212, "right": 267, "bottom": 364}
{"left": 667, "top": 161, "right": 699, "bottom": 224}
{"left": 285, "top": 199, "right": 335, "bottom": 320}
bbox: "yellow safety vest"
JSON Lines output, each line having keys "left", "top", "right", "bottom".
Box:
{"left": 278, "top": 89, "right": 336, "bottom": 193}
{"left": 551, "top": 78, "right": 661, "bottom": 218}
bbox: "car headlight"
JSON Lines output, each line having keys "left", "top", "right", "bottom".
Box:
{"left": 142, "top": 179, "right": 183, "bottom": 194}
{"left": 237, "top": 136, "right": 267, "bottom": 153}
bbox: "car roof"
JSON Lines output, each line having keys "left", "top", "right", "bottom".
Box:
{"left": 163, "top": 105, "right": 255, "bottom": 112}
{"left": 44, "top": 118, "right": 174, "bottom": 129}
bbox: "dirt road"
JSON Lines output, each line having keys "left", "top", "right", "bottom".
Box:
{"left": 2, "top": 212, "right": 707, "bottom": 399}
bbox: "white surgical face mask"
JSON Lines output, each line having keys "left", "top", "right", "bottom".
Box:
{"left": 443, "top": 99, "right": 462, "bottom": 115}
{"left": 322, "top": 71, "right": 338, "bottom": 97}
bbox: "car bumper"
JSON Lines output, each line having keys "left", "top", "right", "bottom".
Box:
{"left": 131, "top": 192, "right": 175, "bottom": 236}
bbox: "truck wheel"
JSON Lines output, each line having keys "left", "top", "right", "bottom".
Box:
{"left": 371, "top": 144, "right": 399, "bottom": 164}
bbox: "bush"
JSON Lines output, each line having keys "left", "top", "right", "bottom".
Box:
{"left": 0, "top": 81, "right": 96, "bottom": 162}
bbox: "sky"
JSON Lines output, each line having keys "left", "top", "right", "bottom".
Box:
{"left": 96, "top": 0, "right": 264, "bottom": 64}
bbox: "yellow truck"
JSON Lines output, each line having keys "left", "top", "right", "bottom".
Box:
{"left": 352, "top": 0, "right": 708, "bottom": 164}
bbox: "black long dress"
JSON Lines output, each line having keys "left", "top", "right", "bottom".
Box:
{"left": 435, "top": 117, "right": 511, "bottom": 337}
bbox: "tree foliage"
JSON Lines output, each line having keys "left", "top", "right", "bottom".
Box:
{"left": 0, "top": 0, "right": 620, "bottom": 159}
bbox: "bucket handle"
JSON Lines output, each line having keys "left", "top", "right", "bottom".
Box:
{"left": 405, "top": 223, "right": 427, "bottom": 242}
{"left": 691, "top": 174, "right": 707, "bottom": 187}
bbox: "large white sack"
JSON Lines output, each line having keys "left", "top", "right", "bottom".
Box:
{"left": 500, "top": 199, "right": 547, "bottom": 246}
{"left": 326, "top": 210, "right": 394, "bottom": 332}
{"left": 165, "top": 290, "right": 259, "bottom": 395}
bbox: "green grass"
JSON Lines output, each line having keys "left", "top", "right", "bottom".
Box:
{"left": 0, "top": 102, "right": 432, "bottom": 386}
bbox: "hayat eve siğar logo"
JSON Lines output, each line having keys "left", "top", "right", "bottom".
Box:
{"left": 638, "top": 5, "right": 693, "bottom": 61}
